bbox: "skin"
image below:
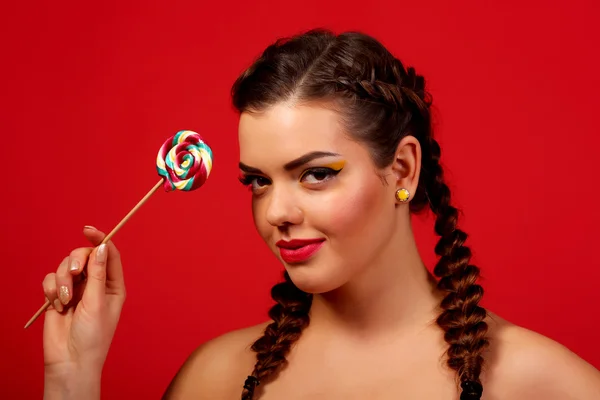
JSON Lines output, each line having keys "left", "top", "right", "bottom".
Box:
{"left": 42, "top": 103, "right": 600, "bottom": 400}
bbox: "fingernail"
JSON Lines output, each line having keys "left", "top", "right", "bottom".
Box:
{"left": 84, "top": 225, "right": 96, "bottom": 231}
{"left": 58, "top": 286, "right": 70, "bottom": 305}
{"left": 69, "top": 259, "right": 80, "bottom": 272}
{"left": 96, "top": 244, "right": 107, "bottom": 264}
{"left": 53, "top": 298, "right": 63, "bottom": 312}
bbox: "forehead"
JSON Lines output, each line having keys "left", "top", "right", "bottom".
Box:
{"left": 238, "top": 103, "right": 351, "bottom": 164}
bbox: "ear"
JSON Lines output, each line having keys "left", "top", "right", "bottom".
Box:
{"left": 389, "top": 135, "right": 421, "bottom": 203}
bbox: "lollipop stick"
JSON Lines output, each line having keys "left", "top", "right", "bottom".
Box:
{"left": 24, "top": 178, "right": 165, "bottom": 329}
{"left": 101, "top": 178, "right": 164, "bottom": 244}
{"left": 23, "top": 300, "right": 51, "bottom": 330}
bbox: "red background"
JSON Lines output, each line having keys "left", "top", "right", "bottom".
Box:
{"left": 1, "top": 0, "right": 599, "bottom": 398}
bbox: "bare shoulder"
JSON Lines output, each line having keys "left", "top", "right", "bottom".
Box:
{"left": 484, "top": 312, "right": 600, "bottom": 399}
{"left": 162, "top": 321, "right": 270, "bottom": 400}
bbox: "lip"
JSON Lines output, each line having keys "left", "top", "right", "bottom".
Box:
{"left": 276, "top": 238, "right": 325, "bottom": 264}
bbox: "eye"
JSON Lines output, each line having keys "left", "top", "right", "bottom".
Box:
{"left": 238, "top": 175, "right": 271, "bottom": 193}
{"left": 300, "top": 167, "right": 341, "bottom": 185}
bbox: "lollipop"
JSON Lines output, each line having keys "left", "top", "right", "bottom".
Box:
{"left": 157, "top": 130, "right": 213, "bottom": 192}
{"left": 24, "top": 130, "right": 213, "bottom": 329}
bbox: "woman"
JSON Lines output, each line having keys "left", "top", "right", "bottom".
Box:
{"left": 42, "top": 29, "right": 600, "bottom": 399}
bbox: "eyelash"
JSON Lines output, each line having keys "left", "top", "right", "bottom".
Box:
{"left": 238, "top": 167, "right": 342, "bottom": 191}
{"left": 238, "top": 175, "right": 268, "bottom": 188}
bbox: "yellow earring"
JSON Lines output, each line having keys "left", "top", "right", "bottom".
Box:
{"left": 395, "top": 188, "right": 410, "bottom": 203}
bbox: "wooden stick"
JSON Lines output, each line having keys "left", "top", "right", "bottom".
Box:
{"left": 24, "top": 178, "right": 164, "bottom": 329}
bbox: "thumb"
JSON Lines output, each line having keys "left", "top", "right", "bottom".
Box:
{"left": 82, "top": 242, "right": 108, "bottom": 308}
{"left": 82, "top": 226, "right": 125, "bottom": 295}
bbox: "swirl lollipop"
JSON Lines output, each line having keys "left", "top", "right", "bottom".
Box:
{"left": 157, "top": 130, "right": 213, "bottom": 192}
{"left": 24, "top": 130, "right": 213, "bottom": 329}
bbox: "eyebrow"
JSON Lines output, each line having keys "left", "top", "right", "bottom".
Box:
{"left": 239, "top": 151, "right": 340, "bottom": 174}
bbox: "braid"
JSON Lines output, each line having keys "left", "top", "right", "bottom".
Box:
{"left": 340, "top": 60, "right": 489, "bottom": 399}
{"left": 336, "top": 68, "right": 428, "bottom": 112}
{"left": 424, "top": 138, "right": 489, "bottom": 399}
{"left": 241, "top": 272, "right": 312, "bottom": 399}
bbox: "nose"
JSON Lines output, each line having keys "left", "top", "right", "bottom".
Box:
{"left": 265, "top": 185, "right": 303, "bottom": 227}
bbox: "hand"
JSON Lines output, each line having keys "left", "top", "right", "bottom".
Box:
{"left": 42, "top": 226, "right": 126, "bottom": 397}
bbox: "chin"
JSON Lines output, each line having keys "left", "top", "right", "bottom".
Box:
{"left": 284, "top": 263, "right": 348, "bottom": 294}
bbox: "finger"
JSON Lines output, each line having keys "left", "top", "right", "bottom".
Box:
{"left": 82, "top": 225, "right": 106, "bottom": 246}
{"left": 54, "top": 256, "right": 73, "bottom": 306}
{"left": 43, "top": 273, "right": 63, "bottom": 313}
{"left": 68, "top": 246, "right": 93, "bottom": 277}
{"left": 80, "top": 226, "right": 105, "bottom": 285}
{"left": 55, "top": 247, "right": 94, "bottom": 306}
{"left": 83, "top": 226, "right": 125, "bottom": 295}
{"left": 82, "top": 243, "right": 108, "bottom": 309}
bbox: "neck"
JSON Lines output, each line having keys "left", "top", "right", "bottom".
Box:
{"left": 308, "top": 221, "right": 442, "bottom": 340}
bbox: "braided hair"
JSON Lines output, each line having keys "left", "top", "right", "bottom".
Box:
{"left": 232, "top": 29, "right": 489, "bottom": 400}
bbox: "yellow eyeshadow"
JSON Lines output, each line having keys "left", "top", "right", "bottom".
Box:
{"left": 322, "top": 160, "right": 346, "bottom": 171}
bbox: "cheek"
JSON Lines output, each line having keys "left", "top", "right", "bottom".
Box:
{"left": 251, "top": 200, "right": 267, "bottom": 237}
{"left": 252, "top": 198, "right": 273, "bottom": 241}
{"left": 318, "top": 180, "right": 390, "bottom": 239}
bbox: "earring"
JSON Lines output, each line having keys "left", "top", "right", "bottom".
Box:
{"left": 395, "top": 188, "right": 410, "bottom": 202}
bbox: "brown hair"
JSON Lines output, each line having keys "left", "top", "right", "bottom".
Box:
{"left": 232, "top": 29, "right": 489, "bottom": 400}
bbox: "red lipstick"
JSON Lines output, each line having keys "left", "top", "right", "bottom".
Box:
{"left": 276, "top": 238, "right": 325, "bottom": 264}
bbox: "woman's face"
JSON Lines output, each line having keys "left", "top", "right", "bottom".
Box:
{"left": 238, "top": 103, "right": 402, "bottom": 294}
